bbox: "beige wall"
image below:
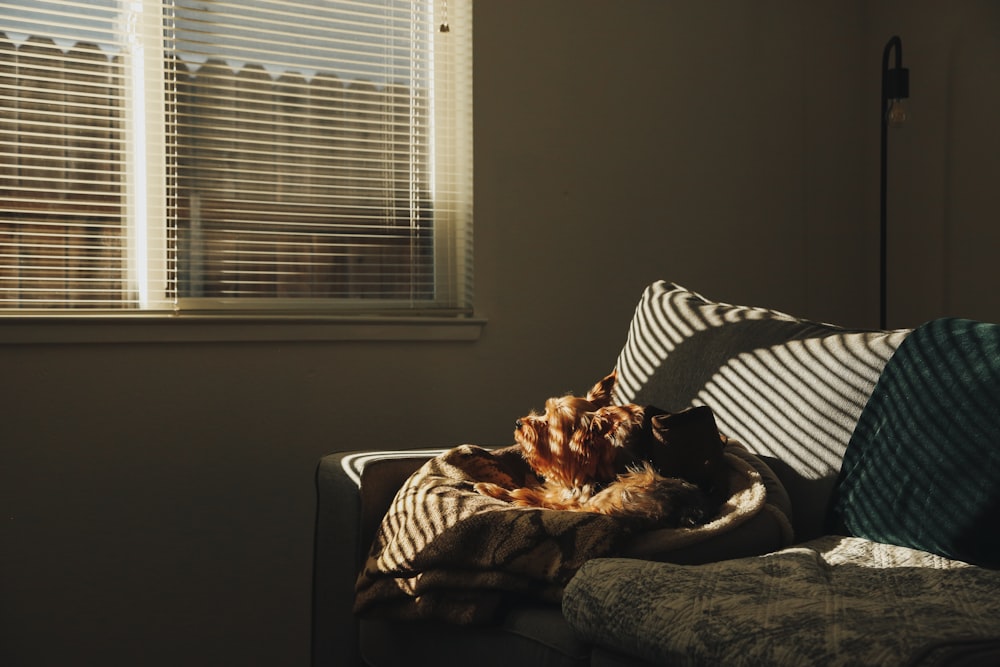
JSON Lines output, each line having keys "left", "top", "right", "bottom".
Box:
{"left": 3, "top": 2, "right": 997, "bottom": 665}
{"left": 865, "top": 0, "right": 1000, "bottom": 326}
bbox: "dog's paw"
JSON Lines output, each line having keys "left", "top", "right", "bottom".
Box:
{"left": 474, "top": 481, "right": 512, "bottom": 501}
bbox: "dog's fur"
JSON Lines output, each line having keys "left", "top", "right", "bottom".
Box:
{"left": 475, "top": 371, "right": 718, "bottom": 526}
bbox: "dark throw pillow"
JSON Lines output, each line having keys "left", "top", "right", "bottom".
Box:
{"left": 830, "top": 318, "right": 1000, "bottom": 568}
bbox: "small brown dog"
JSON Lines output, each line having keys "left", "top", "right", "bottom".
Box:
{"left": 475, "top": 371, "right": 725, "bottom": 526}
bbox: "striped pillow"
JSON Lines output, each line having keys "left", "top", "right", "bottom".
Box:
{"left": 613, "top": 281, "right": 909, "bottom": 539}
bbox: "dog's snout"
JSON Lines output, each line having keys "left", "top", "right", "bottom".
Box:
{"left": 515, "top": 419, "right": 523, "bottom": 430}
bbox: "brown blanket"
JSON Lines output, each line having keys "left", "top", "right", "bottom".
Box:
{"left": 354, "top": 441, "right": 789, "bottom": 624}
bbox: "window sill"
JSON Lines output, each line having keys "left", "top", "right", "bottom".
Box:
{"left": 0, "top": 313, "right": 486, "bottom": 344}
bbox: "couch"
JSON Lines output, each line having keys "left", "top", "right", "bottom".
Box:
{"left": 313, "top": 281, "right": 1000, "bottom": 666}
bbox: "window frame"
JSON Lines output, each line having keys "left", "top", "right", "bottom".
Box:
{"left": 0, "top": 0, "right": 476, "bottom": 337}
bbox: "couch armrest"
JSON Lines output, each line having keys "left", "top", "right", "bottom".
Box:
{"left": 311, "top": 447, "right": 449, "bottom": 667}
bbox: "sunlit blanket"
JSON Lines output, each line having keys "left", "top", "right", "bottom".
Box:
{"left": 354, "top": 441, "right": 791, "bottom": 624}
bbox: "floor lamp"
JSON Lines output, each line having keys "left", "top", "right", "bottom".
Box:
{"left": 880, "top": 36, "right": 909, "bottom": 329}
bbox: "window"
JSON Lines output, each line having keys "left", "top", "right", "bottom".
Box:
{"left": 0, "top": 0, "right": 472, "bottom": 316}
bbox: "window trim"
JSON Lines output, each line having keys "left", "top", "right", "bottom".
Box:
{"left": 0, "top": 311, "right": 485, "bottom": 344}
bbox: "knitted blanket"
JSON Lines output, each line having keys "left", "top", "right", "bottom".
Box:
{"left": 354, "top": 441, "right": 791, "bottom": 624}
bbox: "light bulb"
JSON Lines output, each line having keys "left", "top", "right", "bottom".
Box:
{"left": 886, "top": 98, "right": 907, "bottom": 127}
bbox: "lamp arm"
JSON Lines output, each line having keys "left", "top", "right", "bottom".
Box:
{"left": 883, "top": 35, "right": 903, "bottom": 76}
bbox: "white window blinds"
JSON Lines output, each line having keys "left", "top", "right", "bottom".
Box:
{"left": 0, "top": 0, "right": 472, "bottom": 314}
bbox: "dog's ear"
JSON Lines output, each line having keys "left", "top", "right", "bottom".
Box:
{"left": 585, "top": 370, "right": 617, "bottom": 407}
{"left": 588, "top": 404, "right": 642, "bottom": 448}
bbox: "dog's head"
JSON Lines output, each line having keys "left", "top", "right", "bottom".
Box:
{"left": 514, "top": 371, "right": 644, "bottom": 488}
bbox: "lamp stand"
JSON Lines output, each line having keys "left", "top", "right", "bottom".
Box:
{"left": 880, "top": 36, "right": 909, "bottom": 330}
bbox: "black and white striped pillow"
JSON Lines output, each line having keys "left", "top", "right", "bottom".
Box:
{"left": 613, "top": 281, "right": 910, "bottom": 538}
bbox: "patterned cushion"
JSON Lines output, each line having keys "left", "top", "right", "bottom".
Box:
{"left": 613, "top": 281, "right": 910, "bottom": 538}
